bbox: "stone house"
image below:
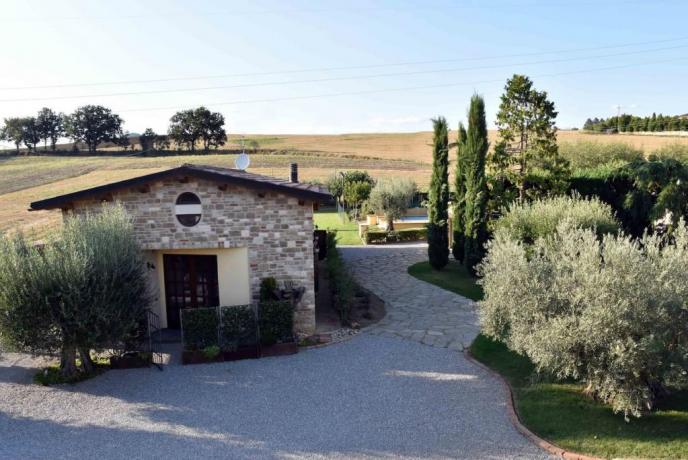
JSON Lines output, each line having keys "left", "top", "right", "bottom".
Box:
{"left": 30, "top": 164, "right": 331, "bottom": 335}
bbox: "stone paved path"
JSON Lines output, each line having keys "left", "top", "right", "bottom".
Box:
{"left": 340, "top": 243, "right": 479, "bottom": 350}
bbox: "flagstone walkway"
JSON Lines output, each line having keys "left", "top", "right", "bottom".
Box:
{"left": 340, "top": 243, "right": 479, "bottom": 351}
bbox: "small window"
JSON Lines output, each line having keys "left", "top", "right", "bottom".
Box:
{"left": 175, "top": 192, "right": 202, "bottom": 227}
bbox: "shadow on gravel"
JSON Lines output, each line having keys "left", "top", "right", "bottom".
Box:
{"left": 0, "top": 335, "right": 550, "bottom": 459}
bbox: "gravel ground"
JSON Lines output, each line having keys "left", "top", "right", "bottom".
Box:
{"left": 0, "top": 335, "right": 551, "bottom": 460}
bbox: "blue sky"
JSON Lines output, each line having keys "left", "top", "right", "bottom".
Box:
{"left": 0, "top": 0, "right": 686, "bottom": 137}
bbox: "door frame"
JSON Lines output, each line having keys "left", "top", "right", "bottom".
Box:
{"left": 162, "top": 254, "right": 220, "bottom": 329}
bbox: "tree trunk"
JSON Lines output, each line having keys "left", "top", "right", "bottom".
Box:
{"left": 78, "top": 347, "right": 95, "bottom": 374}
{"left": 387, "top": 218, "right": 394, "bottom": 232}
{"left": 60, "top": 346, "right": 79, "bottom": 378}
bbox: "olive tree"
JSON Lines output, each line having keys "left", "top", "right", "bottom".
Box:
{"left": 367, "top": 178, "right": 416, "bottom": 231}
{"left": 0, "top": 205, "right": 151, "bottom": 378}
{"left": 479, "top": 219, "right": 688, "bottom": 419}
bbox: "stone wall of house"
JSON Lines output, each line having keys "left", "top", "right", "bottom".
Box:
{"left": 64, "top": 177, "right": 317, "bottom": 334}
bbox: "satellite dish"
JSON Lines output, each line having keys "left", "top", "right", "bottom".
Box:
{"left": 235, "top": 152, "right": 250, "bottom": 170}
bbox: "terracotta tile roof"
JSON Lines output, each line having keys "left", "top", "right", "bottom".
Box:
{"left": 30, "top": 163, "right": 331, "bottom": 211}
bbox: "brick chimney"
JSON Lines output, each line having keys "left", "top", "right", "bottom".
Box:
{"left": 290, "top": 163, "right": 298, "bottom": 183}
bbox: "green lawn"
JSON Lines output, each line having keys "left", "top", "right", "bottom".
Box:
{"left": 313, "top": 210, "right": 362, "bottom": 245}
{"left": 407, "top": 260, "right": 483, "bottom": 301}
{"left": 408, "top": 260, "right": 688, "bottom": 459}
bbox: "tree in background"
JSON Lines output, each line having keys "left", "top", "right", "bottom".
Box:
{"left": 325, "top": 170, "right": 376, "bottom": 212}
{"left": 36, "top": 107, "right": 65, "bottom": 151}
{"left": 427, "top": 116, "right": 450, "bottom": 269}
{"left": 462, "top": 94, "right": 490, "bottom": 273}
{"left": 65, "top": 105, "right": 125, "bottom": 154}
{"left": 342, "top": 180, "right": 373, "bottom": 220}
{"left": 195, "top": 106, "right": 226, "bottom": 151}
{"left": 0, "top": 205, "right": 150, "bottom": 379}
{"left": 138, "top": 128, "right": 159, "bottom": 152}
{"left": 451, "top": 122, "right": 467, "bottom": 262}
{"left": 0, "top": 117, "right": 26, "bottom": 154}
{"left": 492, "top": 74, "right": 568, "bottom": 203}
{"left": 367, "top": 178, "right": 416, "bottom": 231}
{"left": 168, "top": 109, "right": 197, "bottom": 151}
{"left": 21, "top": 117, "right": 41, "bottom": 153}
{"left": 168, "top": 106, "right": 226, "bottom": 153}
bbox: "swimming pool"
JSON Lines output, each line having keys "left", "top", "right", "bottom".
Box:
{"left": 396, "top": 215, "right": 428, "bottom": 223}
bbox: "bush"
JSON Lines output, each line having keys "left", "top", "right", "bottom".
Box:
{"left": 325, "top": 234, "right": 355, "bottom": 324}
{"left": 493, "top": 194, "right": 619, "bottom": 245}
{"left": 571, "top": 158, "right": 688, "bottom": 237}
{"left": 559, "top": 140, "right": 644, "bottom": 169}
{"left": 364, "top": 227, "right": 427, "bottom": 244}
{"left": 651, "top": 142, "right": 688, "bottom": 163}
{"left": 259, "top": 301, "right": 294, "bottom": 345}
{"left": 478, "top": 221, "right": 688, "bottom": 419}
{"left": 181, "top": 308, "right": 219, "bottom": 351}
{"left": 220, "top": 305, "right": 257, "bottom": 350}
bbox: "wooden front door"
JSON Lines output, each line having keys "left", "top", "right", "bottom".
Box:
{"left": 163, "top": 254, "right": 220, "bottom": 329}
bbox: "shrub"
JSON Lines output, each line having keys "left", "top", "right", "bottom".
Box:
{"left": 364, "top": 227, "right": 427, "bottom": 244}
{"left": 181, "top": 308, "right": 219, "bottom": 351}
{"left": 493, "top": 194, "right": 619, "bottom": 245}
{"left": 559, "top": 140, "right": 643, "bottom": 169}
{"left": 325, "top": 234, "right": 355, "bottom": 324}
{"left": 220, "top": 305, "right": 257, "bottom": 350}
{"left": 259, "top": 301, "right": 294, "bottom": 345}
{"left": 478, "top": 221, "right": 688, "bottom": 419}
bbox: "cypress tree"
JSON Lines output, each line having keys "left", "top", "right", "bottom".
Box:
{"left": 451, "top": 123, "right": 467, "bottom": 262}
{"left": 463, "top": 94, "right": 489, "bottom": 274}
{"left": 427, "top": 116, "right": 449, "bottom": 269}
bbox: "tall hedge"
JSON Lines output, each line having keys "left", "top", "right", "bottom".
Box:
{"left": 427, "top": 117, "right": 450, "bottom": 269}
{"left": 451, "top": 123, "right": 467, "bottom": 262}
{"left": 462, "top": 95, "right": 489, "bottom": 274}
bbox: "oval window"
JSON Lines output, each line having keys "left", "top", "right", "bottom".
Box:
{"left": 175, "top": 192, "right": 202, "bottom": 227}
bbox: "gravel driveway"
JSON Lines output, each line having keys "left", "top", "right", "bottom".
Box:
{"left": 0, "top": 244, "right": 552, "bottom": 459}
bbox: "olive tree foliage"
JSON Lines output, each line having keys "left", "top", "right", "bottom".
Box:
{"left": 493, "top": 194, "right": 620, "bottom": 245}
{"left": 65, "top": 105, "right": 125, "bottom": 153}
{"left": 367, "top": 178, "right": 417, "bottom": 231}
{"left": 478, "top": 219, "right": 688, "bottom": 419}
{"left": 0, "top": 206, "right": 151, "bottom": 378}
{"left": 427, "top": 116, "right": 450, "bottom": 269}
